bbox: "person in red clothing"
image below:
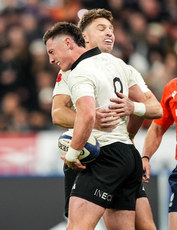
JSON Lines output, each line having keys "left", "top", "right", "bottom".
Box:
{"left": 142, "top": 77, "right": 177, "bottom": 230}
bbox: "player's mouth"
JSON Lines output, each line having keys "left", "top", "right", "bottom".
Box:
{"left": 56, "top": 61, "right": 60, "bottom": 66}
{"left": 104, "top": 39, "right": 113, "bottom": 45}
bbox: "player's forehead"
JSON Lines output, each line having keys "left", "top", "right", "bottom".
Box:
{"left": 86, "top": 17, "right": 113, "bottom": 30}
{"left": 46, "top": 35, "right": 66, "bottom": 53}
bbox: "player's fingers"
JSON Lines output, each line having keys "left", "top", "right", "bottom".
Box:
{"left": 109, "top": 106, "right": 131, "bottom": 115}
{"left": 109, "top": 102, "right": 131, "bottom": 110}
{"left": 109, "top": 103, "right": 122, "bottom": 110}
{"left": 96, "top": 108, "right": 113, "bottom": 114}
{"left": 100, "top": 109, "right": 112, "bottom": 113}
{"left": 116, "top": 92, "right": 125, "bottom": 98}
{"left": 145, "top": 168, "right": 151, "bottom": 180}
{"left": 68, "top": 161, "right": 85, "bottom": 170}
{"left": 61, "top": 155, "right": 66, "bottom": 163}
{"left": 101, "top": 115, "right": 119, "bottom": 123}
{"left": 142, "top": 177, "right": 150, "bottom": 183}
{"left": 110, "top": 94, "right": 124, "bottom": 102}
{"left": 97, "top": 111, "right": 118, "bottom": 119}
{"left": 142, "top": 177, "right": 149, "bottom": 183}
{"left": 74, "top": 159, "right": 86, "bottom": 170}
{"left": 109, "top": 110, "right": 128, "bottom": 117}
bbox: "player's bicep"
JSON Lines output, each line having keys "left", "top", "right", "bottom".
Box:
{"left": 76, "top": 96, "right": 96, "bottom": 117}
{"left": 128, "top": 84, "right": 146, "bottom": 102}
{"left": 52, "top": 94, "right": 73, "bottom": 110}
{"left": 51, "top": 94, "right": 76, "bottom": 127}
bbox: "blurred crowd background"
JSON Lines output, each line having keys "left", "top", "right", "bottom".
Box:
{"left": 0, "top": 0, "right": 176, "bottom": 133}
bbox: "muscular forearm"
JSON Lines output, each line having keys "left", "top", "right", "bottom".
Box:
{"left": 128, "top": 98, "right": 162, "bottom": 139}
{"left": 52, "top": 107, "right": 76, "bottom": 128}
{"left": 52, "top": 94, "right": 76, "bottom": 128}
{"left": 70, "top": 97, "right": 95, "bottom": 150}
{"left": 65, "top": 97, "right": 95, "bottom": 164}
{"left": 71, "top": 112, "right": 94, "bottom": 150}
{"left": 141, "top": 121, "right": 166, "bottom": 183}
{"left": 142, "top": 122, "right": 168, "bottom": 159}
{"left": 128, "top": 86, "right": 163, "bottom": 119}
{"left": 143, "top": 92, "right": 163, "bottom": 119}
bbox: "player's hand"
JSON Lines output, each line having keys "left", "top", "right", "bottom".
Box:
{"left": 109, "top": 92, "right": 134, "bottom": 117}
{"left": 61, "top": 155, "right": 86, "bottom": 170}
{"left": 95, "top": 108, "right": 120, "bottom": 131}
{"left": 142, "top": 157, "right": 150, "bottom": 183}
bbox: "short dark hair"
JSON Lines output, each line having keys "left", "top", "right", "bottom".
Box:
{"left": 43, "top": 21, "right": 85, "bottom": 47}
{"left": 78, "top": 9, "right": 114, "bottom": 32}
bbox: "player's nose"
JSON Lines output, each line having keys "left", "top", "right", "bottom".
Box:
{"left": 105, "top": 28, "right": 113, "bottom": 37}
{"left": 49, "top": 57, "right": 55, "bottom": 64}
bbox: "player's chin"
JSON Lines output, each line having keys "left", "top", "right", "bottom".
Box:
{"left": 102, "top": 45, "right": 113, "bottom": 53}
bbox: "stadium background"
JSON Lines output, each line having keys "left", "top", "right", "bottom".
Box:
{"left": 0, "top": 0, "right": 176, "bottom": 229}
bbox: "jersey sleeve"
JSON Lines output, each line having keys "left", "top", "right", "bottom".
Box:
{"left": 154, "top": 84, "right": 174, "bottom": 127}
{"left": 68, "top": 69, "right": 95, "bottom": 105}
{"left": 127, "top": 65, "right": 150, "bottom": 93}
{"left": 52, "top": 71, "right": 71, "bottom": 97}
{"left": 53, "top": 79, "right": 71, "bottom": 97}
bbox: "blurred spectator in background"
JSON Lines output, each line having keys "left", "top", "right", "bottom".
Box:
{"left": 47, "top": 0, "right": 83, "bottom": 23}
{"left": 0, "top": 0, "right": 176, "bottom": 132}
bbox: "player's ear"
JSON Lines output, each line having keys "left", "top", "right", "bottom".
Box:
{"left": 82, "top": 32, "right": 89, "bottom": 44}
{"left": 65, "top": 37, "right": 74, "bottom": 49}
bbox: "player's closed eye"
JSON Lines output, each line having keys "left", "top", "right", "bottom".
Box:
{"left": 97, "top": 25, "right": 114, "bottom": 34}
{"left": 97, "top": 26, "right": 105, "bottom": 31}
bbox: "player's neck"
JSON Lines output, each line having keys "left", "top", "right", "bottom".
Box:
{"left": 71, "top": 46, "right": 87, "bottom": 64}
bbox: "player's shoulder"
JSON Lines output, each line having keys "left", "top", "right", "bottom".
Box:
{"left": 55, "top": 69, "right": 71, "bottom": 83}
{"left": 53, "top": 70, "right": 71, "bottom": 96}
{"left": 101, "top": 52, "right": 123, "bottom": 61}
{"left": 101, "top": 53, "right": 128, "bottom": 68}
